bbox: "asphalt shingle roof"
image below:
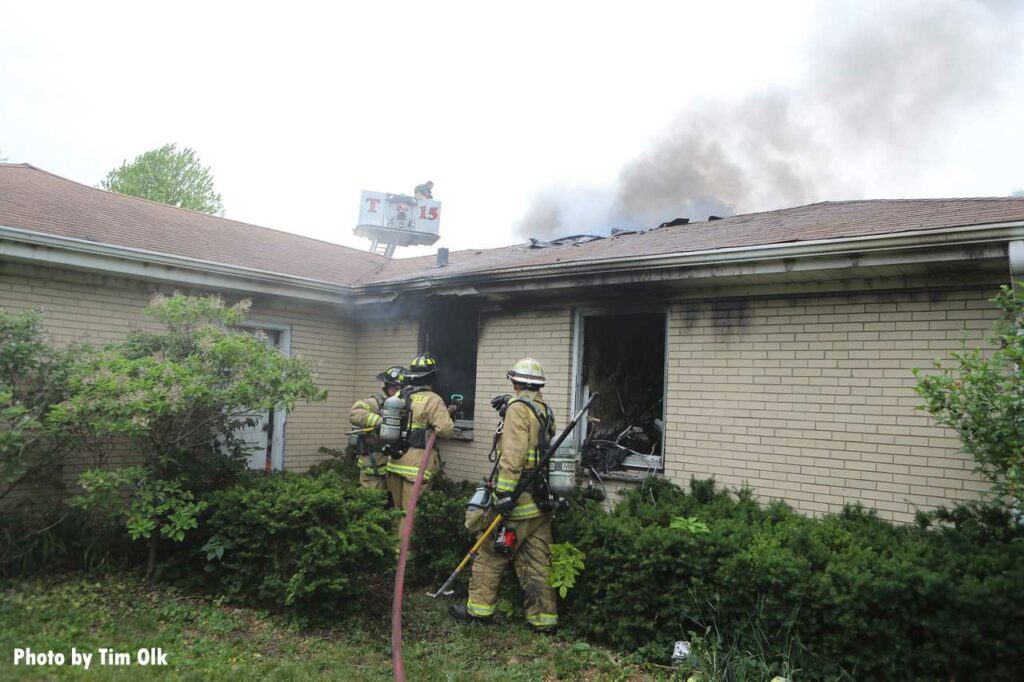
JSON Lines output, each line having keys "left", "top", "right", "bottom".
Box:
{"left": 3, "top": 164, "right": 1024, "bottom": 290}
{"left": 0, "top": 163, "right": 385, "bottom": 286}
{"left": 360, "top": 198, "right": 1024, "bottom": 284}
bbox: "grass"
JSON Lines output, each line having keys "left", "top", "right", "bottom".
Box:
{"left": 0, "top": 572, "right": 657, "bottom": 681}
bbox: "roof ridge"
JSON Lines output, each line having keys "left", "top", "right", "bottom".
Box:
{"left": 668, "top": 195, "right": 1024, "bottom": 227}
{"left": 4, "top": 163, "right": 387, "bottom": 261}
{"left": 795, "top": 196, "right": 1024, "bottom": 205}
{"left": 352, "top": 242, "right": 534, "bottom": 283}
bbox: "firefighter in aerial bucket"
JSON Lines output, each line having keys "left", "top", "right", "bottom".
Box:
{"left": 349, "top": 365, "right": 406, "bottom": 492}
{"left": 384, "top": 352, "right": 456, "bottom": 513}
{"left": 449, "top": 357, "right": 560, "bottom": 633}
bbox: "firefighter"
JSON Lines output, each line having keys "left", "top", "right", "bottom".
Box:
{"left": 385, "top": 352, "right": 455, "bottom": 512}
{"left": 449, "top": 357, "right": 559, "bottom": 633}
{"left": 414, "top": 180, "right": 434, "bottom": 200}
{"left": 349, "top": 366, "right": 406, "bottom": 492}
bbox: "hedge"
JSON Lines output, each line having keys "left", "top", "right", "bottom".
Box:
{"left": 556, "top": 477, "right": 1024, "bottom": 680}
{"left": 201, "top": 471, "right": 397, "bottom": 620}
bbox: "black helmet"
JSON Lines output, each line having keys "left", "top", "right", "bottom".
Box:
{"left": 376, "top": 365, "right": 407, "bottom": 387}
{"left": 407, "top": 352, "right": 439, "bottom": 382}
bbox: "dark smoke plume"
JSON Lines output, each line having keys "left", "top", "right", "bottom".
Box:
{"left": 516, "top": 0, "right": 1024, "bottom": 240}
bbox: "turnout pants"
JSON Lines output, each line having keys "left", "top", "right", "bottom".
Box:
{"left": 360, "top": 472, "right": 387, "bottom": 491}
{"left": 387, "top": 473, "right": 433, "bottom": 514}
{"left": 466, "top": 512, "right": 558, "bottom": 630}
{"left": 357, "top": 452, "right": 388, "bottom": 493}
{"left": 386, "top": 446, "right": 437, "bottom": 514}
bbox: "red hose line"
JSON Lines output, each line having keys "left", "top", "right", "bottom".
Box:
{"left": 391, "top": 431, "right": 437, "bottom": 682}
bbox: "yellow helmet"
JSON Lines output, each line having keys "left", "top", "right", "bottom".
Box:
{"left": 375, "top": 365, "right": 407, "bottom": 387}
{"left": 408, "top": 352, "right": 439, "bottom": 381}
{"left": 507, "top": 357, "right": 546, "bottom": 386}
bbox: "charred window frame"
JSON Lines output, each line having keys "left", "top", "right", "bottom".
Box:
{"left": 572, "top": 307, "right": 668, "bottom": 474}
{"left": 419, "top": 298, "right": 479, "bottom": 437}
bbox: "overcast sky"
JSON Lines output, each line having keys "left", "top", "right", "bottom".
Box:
{"left": 2, "top": 1, "right": 1023, "bottom": 257}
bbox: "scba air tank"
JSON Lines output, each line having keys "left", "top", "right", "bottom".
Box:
{"left": 379, "top": 394, "right": 407, "bottom": 446}
{"left": 547, "top": 448, "right": 576, "bottom": 497}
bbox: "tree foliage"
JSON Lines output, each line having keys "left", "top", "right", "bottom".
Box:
{"left": 100, "top": 144, "right": 224, "bottom": 215}
{"left": 913, "top": 284, "right": 1024, "bottom": 511}
{"left": 57, "top": 293, "right": 326, "bottom": 576}
{"left": 0, "top": 308, "right": 78, "bottom": 504}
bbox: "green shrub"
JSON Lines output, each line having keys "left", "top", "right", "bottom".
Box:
{"left": 55, "top": 294, "right": 327, "bottom": 578}
{"left": 558, "top": 477, "right": 1024, "bottom": 680}
{"left": 404, "top": 475, "right": 475, "bottom": 587}
{"left": 0, "top": 308, "right": 79, "bottom": 507}
{"left": 305, "top": 459, "right": 473, "bottom": 588}
{"left": 201, "top": 471, "right": 396, "bottom": 620}
{"left": 306, "top": 446, "right": 360, "bottom": 484}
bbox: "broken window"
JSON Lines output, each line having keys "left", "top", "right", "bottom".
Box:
{"left": 420, "top": 298, "right": 479, "bottom": 429}
{"left": 577, "top": 311, "right": 666, "bottom": 473}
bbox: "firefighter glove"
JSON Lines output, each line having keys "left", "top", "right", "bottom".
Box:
{"left": 493, "top": 493, "right": 516, "bottom": 515}
{"left": 490, "top": 394, "right": 511, "bottom": 413}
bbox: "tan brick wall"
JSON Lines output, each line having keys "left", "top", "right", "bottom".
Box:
{"left": 250, "top": 300, "right": 354, "bottom": 471}
{"left": 666, "top": 286, "right": 1002, "bottom": 523}
{"left": 441, "top": 306, "right": 574, "bottom": 482}
{"left": 350, "top": 318, "right": 420, "bottom": 404}
{"left": 4, "top": 257, "right": 1005, "bottom": 522}
{"left": 0, "top": 261, "right": 356, "bottom": 472}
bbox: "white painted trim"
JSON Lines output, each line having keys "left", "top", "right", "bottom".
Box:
{"left": 570, "top": 308, "right": 583, "bottom": 449}
{"left": 1010, "top": 240, "right": 1024, "bottom": 282}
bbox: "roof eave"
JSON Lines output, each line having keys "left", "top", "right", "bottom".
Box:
{"left": 0, "top": 224, "right": 356, "bottom": 305}
{"left": 351, "top": 220, "right": 1024, "bottom": 299}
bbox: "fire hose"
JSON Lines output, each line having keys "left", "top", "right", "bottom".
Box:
{"left": 391, "top": 431, "right": 436, "bottom": 682}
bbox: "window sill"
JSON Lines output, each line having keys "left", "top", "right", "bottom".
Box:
{"left": 590, "top": 469, "right": 663, "bottom": 483}
{"left": 452, "top": 420, "right": 474, "bottom": 442}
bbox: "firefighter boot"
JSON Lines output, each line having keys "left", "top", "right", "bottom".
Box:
{"left": 448, "top": 603, "right": 493, "bottom": 624}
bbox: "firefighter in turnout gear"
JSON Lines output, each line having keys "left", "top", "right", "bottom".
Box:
{"left": 450, "top": 357, "right": 560, "bottom": 633}
{"left": 349, "top": 366, "right": 406, "bottom": 491}
{"left": 385, "top": 352, "right": 455, "bottom": 513}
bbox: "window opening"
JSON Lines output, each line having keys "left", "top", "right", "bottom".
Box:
{"left": 419, "top": 299, "right": 479, "bottom": 426}
{"left": 578, "top": 312, "right": 666, "bottom": 473}
{"left": 237, "top": 325, "right": 288, "bottom": 471}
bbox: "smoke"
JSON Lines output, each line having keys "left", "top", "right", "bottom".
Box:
{"left": 516, "top": 0, "right": 1024, "bottom": 240}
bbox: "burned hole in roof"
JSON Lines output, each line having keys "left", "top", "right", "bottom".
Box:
{"left": 528, "top": 234, "right": 605, "bottom": 248}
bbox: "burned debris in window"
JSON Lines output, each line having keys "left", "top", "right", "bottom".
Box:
{"left": 579, "top": 312, "right": 666, "bottom": 475}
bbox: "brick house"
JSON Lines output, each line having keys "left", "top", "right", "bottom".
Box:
{"left": 4, "top": 162, "right": 1024, "bottom": 522}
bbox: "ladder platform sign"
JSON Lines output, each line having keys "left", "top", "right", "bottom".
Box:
{"left": 355, "top": 190, "right": 442, "bottom": 249}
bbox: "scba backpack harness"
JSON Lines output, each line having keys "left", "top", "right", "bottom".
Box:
{"left": 349, "top": 392, "right": 387, "bottom": 473}
{"left": 489, "top": 395, "right": 556, "bottom": 512}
